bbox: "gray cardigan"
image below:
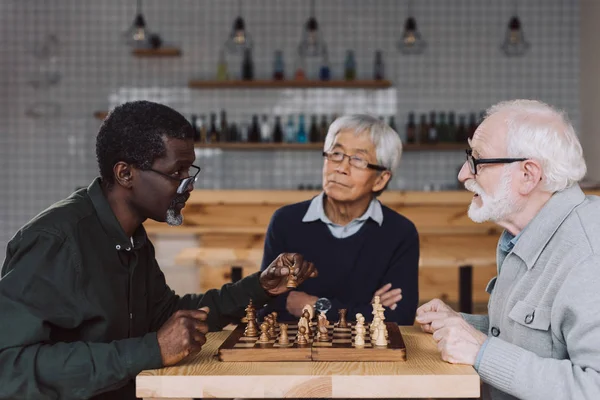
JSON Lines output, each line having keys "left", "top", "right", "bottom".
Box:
{"left": 462, "top": 185, "right": 600, "bottom": 400}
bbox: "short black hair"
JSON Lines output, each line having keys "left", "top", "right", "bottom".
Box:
{"left": 96, "top": 100, "right": 194, "bottom": 185}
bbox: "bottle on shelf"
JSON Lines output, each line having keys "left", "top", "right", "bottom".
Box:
{"left": 418, "top": 114, "right": 428, "bottom": 144}
{"left": 239, "top": 116, "right": 250, "bottom": 143}
{"left": 285, "top": 115, "right": 296, "bottom": 143}
{"left": 468, "top": 112, "right": 478, "bottom": 139}
{"left": 456, "top": 114, "right": 468, "bottom": 143}
{"left": 319, "top": 115, "right": 329, "bottom": 141}
{"left": 405, "top": 112, "right": 416, "bottom": 144}
{"left": 447, "top": 111, "right": 457, "bottom": 143}
{"left": 272, "top": 116, "right": 283, "bottom": 143}
{"left": 344, "top": 50, "right": 356, "bottom": 81}
{"left": 190, "top": 114, "right": 200, "bottom": 142}
{"left": 319, "top": 49, "right": 331, "bottom": 81}
{"left": 373, "top": 50, "right": 384, "bottom": 80}
{"left": 273, "top": 50, "right": 285, "bottom": 80}
{"left": 229, "top": 122, "right": 239, "bottom": 142}
{"left": 208, "top": 113, "right": 219, "bottom": 143}
{"left": 260, "top": 114, "right": 271, "bottom": 142}
{"left": 297, "top": 114, "right": 307, "bottom": 143}
{"left": 220, "top": 110, "right": 229, "bottom": 142}
{"left": 241, "top": 48, "right": 254, "bottom": 81}
{"left": 216, "top": 49, "right": 229, "bottom": 81}
{"left": 428, "top": 111, "right": 438, "bottom": 143}
{"left": 437, "top": 112, "right": 448, "bottom": 142}
{"left": 249, "top": 115, "right": 261, "bottom": 143}
{"left": 309, "top": 115, "right": 320, "bottom": 143}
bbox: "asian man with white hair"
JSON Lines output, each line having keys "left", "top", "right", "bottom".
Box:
{"left": 259, "top": 114, "right": 419, "bottom": 325}
{"left": 416, "top": 99, "right": 600, "bottom": 400}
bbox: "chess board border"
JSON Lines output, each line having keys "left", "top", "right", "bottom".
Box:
{"left": 218, "top": 321, "right": 406, "bottom": 362}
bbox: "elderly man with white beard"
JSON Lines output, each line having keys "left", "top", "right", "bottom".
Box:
{"left": 416, "top": 99, "right": 600, "bottom": 400}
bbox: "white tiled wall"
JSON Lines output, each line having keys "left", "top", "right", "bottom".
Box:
{"left": 0, "top": 0, "right": 580, "bottom": 252}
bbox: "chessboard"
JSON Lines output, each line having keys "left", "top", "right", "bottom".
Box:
{"left": 218, "top": 321, "right": 406, "bottom": 362}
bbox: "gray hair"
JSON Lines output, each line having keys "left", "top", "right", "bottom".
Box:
{"left": 486, "top": 100, "right": 586, "bottom": 193}
{"left": 323, "top": 114, "right": 403, "bottom": 172}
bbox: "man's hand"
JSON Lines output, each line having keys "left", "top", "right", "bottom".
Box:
{"left": 156, "top": 307, "right": 210, "bottom": 366}
{"left": 418, "top": 312, "right": 487, "bottom": 365}
{"left": 372, "top": 283, "right": 402, "bottom": 310}
{"left": 415, "top": 298, "right": 461, "bottom": 333}
{"left": 259, "top": 253, "right": 318, "bottom": 296}
{"left": 286, "top": 291, "right": 319, "bottom": 317}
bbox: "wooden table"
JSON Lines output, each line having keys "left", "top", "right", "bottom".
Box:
{"left": 136, "top": 325, "right": 480, "bottom": 399}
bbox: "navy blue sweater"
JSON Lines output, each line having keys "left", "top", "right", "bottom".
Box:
{"left": 259, "top": 200, "right": 419, "bottom": 325}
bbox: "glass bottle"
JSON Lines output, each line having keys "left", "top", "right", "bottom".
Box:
{"left": 208, "top": 113, "right": 219, "bottom": 143}
{"left": 216, "top": 49, "right": 229, "bottom": 81}
{"left": 241, "top": 48, "right": 254, "bottom": 81}
{"left": 285, "top": 115, "right": 296, "bottom": 143}
{"left": 418, "top": 114, "right": 429, "bottom": 144}
{"left": 428, "top": 111, "right": 438, "bottom": 143}
{"left": 272, "top": 116, "right": 283, "bottom": 143}
{"left": 319, "top": 49, "right": 331, "bottom": 81}
{"left": 249, "top": 115, "right": 260, "bottom": 142}
{"left": 344, "top": 50, "right": 356, "bottom": 81}
{"left": 273, "top": 50, "right": 285, "bottom": 80}
{"left": 260, "top": 115, "right": 271, "bottom": 142}
{"left": 297, "top": 114, "right": 307, "bottom": 143}
{"left": 220, "top": 109, "right": 229, "bottom": 142}
{"left": 319, "top": 115, "right": 329, "bottom": 141}
{"left": 405, "top": 112, "right": 416, "bottom": 144}
{"left": 309, "top": 115, "right": 320, "bottom": 143}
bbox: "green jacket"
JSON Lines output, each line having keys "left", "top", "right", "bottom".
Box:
{"left": 0, "top": 178, "right": 271, "bottom": 399}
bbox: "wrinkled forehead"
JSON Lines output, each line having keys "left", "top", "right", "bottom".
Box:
{"left": 469, "top": 113, "right": 509, "bottom": 157}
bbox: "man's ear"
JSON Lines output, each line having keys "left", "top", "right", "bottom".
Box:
{"left": 519, "top": 160, "right": 543, "bottom": 195}
{"left": 372, "top": 170, "right": 391, "bottom": 193}
{"left": 113, "top": 162, "right": 134, "bottom": 189}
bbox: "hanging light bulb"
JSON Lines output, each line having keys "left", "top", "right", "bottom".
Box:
{"left": 298, "top": 0, "right": 327, "bottom": 58}
{"left": 124, "top": 0, "right": 149, "bottom": 47}
{"left": 397, "top": 1, "right": 426, "bottom": 55}
{"left": 501, "top": 15, "right": 530, "bottom": 56}
{"left": 225, "top": 0, "right": 253, "bottom": 54}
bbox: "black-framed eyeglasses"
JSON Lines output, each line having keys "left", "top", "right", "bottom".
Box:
{"left": 147, "top": 164, "right": 202, "bottom": 194}
{"left": 465, "top": 149, "right": 527, "bottom": 175}
{"left": 323, "top": 151, "right": 387, "bottom": 171}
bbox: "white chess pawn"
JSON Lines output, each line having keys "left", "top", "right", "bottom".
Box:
{"left": 374, "top": 320, "right": 387, "bottom": 347}
{"left": 354, "top": 313, "right": 366, "bottom": 347}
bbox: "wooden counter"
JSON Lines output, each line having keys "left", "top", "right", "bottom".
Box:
{"left": 136, "top": 325, "right": 480, "bottom": 399}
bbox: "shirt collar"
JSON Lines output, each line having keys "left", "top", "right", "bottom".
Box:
{"left": 87, "top": 177, "right": 147, "bottom": 252}
{"left": 302, "top": 192, "right": 383, "bottom": 226}
{"left": 511, "top": 184, "right": 586, "bottom": 269}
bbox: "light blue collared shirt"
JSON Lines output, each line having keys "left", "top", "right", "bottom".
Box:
{"left": 302, "top": 192, "right": 383, "bottom": 238}
{"left": 474, "top": 228, "right": 523, "bottom": 371}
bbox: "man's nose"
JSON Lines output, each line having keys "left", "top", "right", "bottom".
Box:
{"left": 457, "top": 161, "right": 473, "bottom": 183}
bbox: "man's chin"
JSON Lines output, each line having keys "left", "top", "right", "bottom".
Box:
{"left": 467, "top": 203, "right": 490, "bottom": 223}
{"left": 166, "top": 208, "right": 184, "bottom": 226}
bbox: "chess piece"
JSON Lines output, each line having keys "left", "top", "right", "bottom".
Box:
{"left": 258, "top": 322, "right": 270, "bottom": 344}
{"left": 278, "top": 323, "right": 289, "bottom": 345}
{"left": 302, "top": 304, "right": 315, "bottom": 320}
{"left": 286, "top": 261, "right": 298, "bottom": 288}
{"left": 265, "top": 315, "right": 276, "bottom": 338}
{"left": 354, "top": 313, "right": 366, "bottom": 347}
{"left": 374, "top": 320, "right": 388, "bottom": 347}
{"left": 270, "top": 312, "right": 279, "bottom": 328}
{"left": 298, "top": 311, "right": 310, "bottom": 336}
{"left": 297, "top": 326, "right": 308, "bottom": 345}
{"left": 318, "top": 312, "right": 330, "bottom": 341}
{"left": 337, "top": 309, "right": 348, "bottom": 328}
{"left": 244, "top": 300, "right": 258, "bottom": 337}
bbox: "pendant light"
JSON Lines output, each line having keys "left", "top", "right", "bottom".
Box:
{"left": 397, "top": 0, "right": 426, "bottom": 55}
{"left": 225, "top": 0, "right": 253, "bottom": 55}
{"left": 501, "top": 1, "right": 530, "bottom": 56}
{"left": 297, "top": 0, "right": 327, "bottom": 58}
{"left": 124, "top": 0, "right": 148, "bottom": 47}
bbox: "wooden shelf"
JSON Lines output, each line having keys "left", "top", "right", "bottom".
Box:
{"left": 194, "top": 142, "right": 465, "bottom": 151}
{"left": 188, "top": 79, "right": 392, "bottom": 89}
{"left": 94, "top": 111, "right": 108, "bottom": 120}
{"left": 132, "top": 47, "right": 181, "bottom": 57}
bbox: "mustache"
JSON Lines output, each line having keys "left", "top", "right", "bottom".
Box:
{"left": 169, "top": 193, "right": 190, "bottom": 207}
{"left": 464, "top": 179, "right": 483, "bottom": 195}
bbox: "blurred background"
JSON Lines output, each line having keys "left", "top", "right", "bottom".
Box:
{"left": 2, "top": 0, "right": 600, "bottom": 311}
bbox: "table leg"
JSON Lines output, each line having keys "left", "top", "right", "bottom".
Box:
{"left": 459, "top": 265, "right": 473, "bottom": 314}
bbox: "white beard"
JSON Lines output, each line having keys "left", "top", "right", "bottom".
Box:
{"left": 166, "top": 208, "right": 184, "bottom": 226}
{"left": 465, "top": 168, "right": 518, "bottom": 223}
